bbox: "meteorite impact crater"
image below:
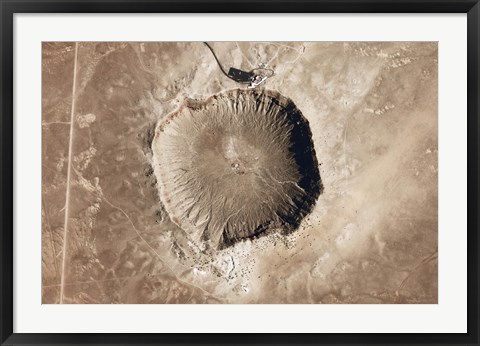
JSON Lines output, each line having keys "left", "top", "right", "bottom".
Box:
{"left": 152, "top": 89, "right": 322, "bottom": 249}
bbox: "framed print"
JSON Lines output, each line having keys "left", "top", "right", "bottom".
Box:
{"left": 1, "top": 0, "right": 479, "bottom": 345}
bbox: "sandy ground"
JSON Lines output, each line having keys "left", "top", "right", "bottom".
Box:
{"left": 42, "top": 41, "right": 437, "bottom": 304}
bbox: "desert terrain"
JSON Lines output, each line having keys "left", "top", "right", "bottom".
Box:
{"left": 42, "top": 42, "right": 438, "bottom": 304}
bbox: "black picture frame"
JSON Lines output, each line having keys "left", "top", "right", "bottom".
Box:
{"left": 1, "top": 1, "right": 479, "bottom": 345}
